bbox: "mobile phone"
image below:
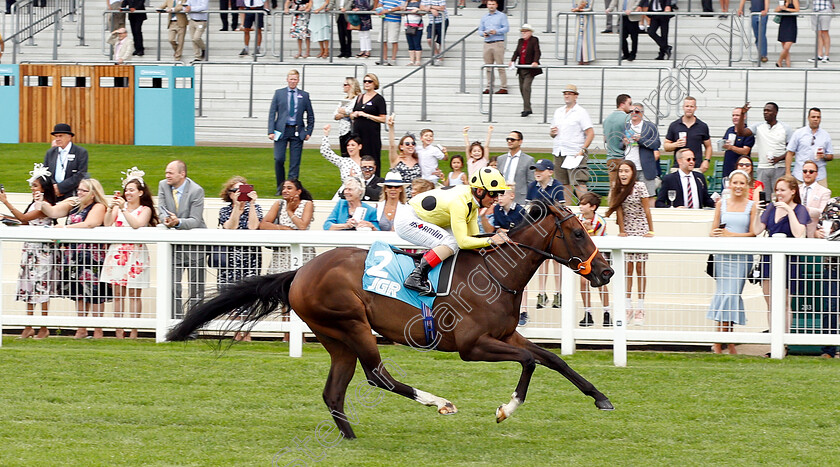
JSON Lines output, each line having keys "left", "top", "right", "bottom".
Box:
{"left": 0, "top": 184, "right": 4, "bottom": 192}
{"left": 719, "top": 223, "right": 726, "bottom": 229}
{"left": 160, "top": 205, "right": 172, "bottom": 217}
{"left": 237, "top": 184, "right": 254, "bottom": 201}
{"left": 114, "top": 190, "right": 121, "bottom": 197}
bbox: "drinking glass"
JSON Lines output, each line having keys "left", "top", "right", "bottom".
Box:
{"left": 667, "top": 190, "right": 677, "bottom": 208}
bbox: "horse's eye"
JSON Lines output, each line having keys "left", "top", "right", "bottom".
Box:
{"left": 574, "top": 229, "right": 585, "bottom": 238}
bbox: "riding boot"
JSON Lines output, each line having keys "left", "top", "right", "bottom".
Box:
{"left": 404, "top": 258, "right": 435, "bottom": 296}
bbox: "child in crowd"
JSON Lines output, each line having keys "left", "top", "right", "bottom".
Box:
{"left": 605, "top": 160, "right": 654, "bottom": 325}
{"left": 444, "top": 155, "right": 468, "bottom": 186}
{"left": 577, "top": 192, "right": 611, "bottom": 327}
{"left": 463, "top": 125, "right": 493, "bottom": 175}
{"left": 417, "top": 128, "right": 447, "bottom": 184}
{"left": 488, "top": 155, "right": 499, "bottom": 169}
{"left": 526, "top": 159, "right": 565, "bottom": 312}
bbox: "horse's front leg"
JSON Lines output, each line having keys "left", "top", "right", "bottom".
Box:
{"left": 459, "top": 334, "right": 536, "bottom": 423}
{"left": 504, "top": 331, "right": 614, "bottom": 410}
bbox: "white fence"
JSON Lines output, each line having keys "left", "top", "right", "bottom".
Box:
{"left": 1, "top": 226, "right": 839, "bottom": 365}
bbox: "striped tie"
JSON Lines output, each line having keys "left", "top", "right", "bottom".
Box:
{"left": 685, "top": 175, "right": 694, "bottom": 209}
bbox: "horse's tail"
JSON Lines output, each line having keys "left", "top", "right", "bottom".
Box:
{"left": 166, "top": 270, "right": 298, "bottom": 341}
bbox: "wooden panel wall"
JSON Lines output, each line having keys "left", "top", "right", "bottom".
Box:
{"left": 19, "top": 65, "right": 134, "bottom": 145}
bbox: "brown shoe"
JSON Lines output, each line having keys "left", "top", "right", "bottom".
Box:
{"left": 482, "top": 89, "right": 490, "bottom": 94}
{"left": 495, "top": 89, "right": 508, "bottom": 94}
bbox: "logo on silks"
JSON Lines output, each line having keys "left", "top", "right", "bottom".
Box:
{"left": 409, "top": 221, "right": 444, "bottom": 240}
{"left": 367, "top": 277, "right": 400, "bottom": 297}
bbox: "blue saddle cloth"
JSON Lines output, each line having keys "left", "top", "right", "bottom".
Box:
{"left": 362, "top": 241, "right": 442, "bottom": 309}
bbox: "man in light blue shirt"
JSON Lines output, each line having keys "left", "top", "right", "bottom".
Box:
{"left": 478, "top": 0, "right": 508, "bottom": 94}
{"left": 184, "top": 0, "right": 209, "bottom": 61}
{"left": 785, "top": 107, "right": 834, "bottom": 184}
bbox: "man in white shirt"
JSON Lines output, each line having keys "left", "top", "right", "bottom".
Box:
{"left": 549, "top": 84, "right": 594, "bottom": 203}
{"left": 184, "top": 0, "right": 209, "bottom": 61}
{"left": 496, "top": 130, "right": 535, "bottom": 204}
{"left": 798, "top": 160, "right": 832, "bottom": 237}
{"left": 785, "top": 107, "right": 834, "bottom": 185}
{"left": 735, "top": 102, "right": 793, "bottom": 192}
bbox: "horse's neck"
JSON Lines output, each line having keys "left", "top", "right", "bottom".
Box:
{"left": 482, "top": 238, "right": 548, "bottom": 292}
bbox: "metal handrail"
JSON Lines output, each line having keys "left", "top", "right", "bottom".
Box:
{"left": 10, "top": 9, "right": 63, "bottom": 63}
{"left": 747, "top": 10, "right": 840, "bottom": 68}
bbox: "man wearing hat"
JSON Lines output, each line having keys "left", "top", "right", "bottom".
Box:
{"left": 509, "top": 24, "right": 542, "bottom": 117}
{"left": 43, "top": 123, "right": 89, "bottom": 201}
{"left": 550, "top": 84, "right": 594, "bottom": 203}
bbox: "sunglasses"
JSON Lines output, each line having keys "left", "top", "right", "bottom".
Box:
{"left": 802, "top": 169, "right": 818, "bottom": 174}
{"left": 385, "top": 185, "right": 403, "bottom": 189}
{"left": 811, "top": 135, "right": 816, "bottom": 146}
{"left": 363, "top": 79, "right": 374, "bottom": 83}
{"left": 342, "top": 83, "right": 350, "bottom": 86}
{"left": 505, "top": 137, "right": 520, "bottom": 142}
{"left": 227, "top": 188, "right": 238, "bottom": 193}
{"left": 684, "top": 158, "right": 696, "bottom": 162}
{"left": 631, "top": 110, "right": 643, "bottom": 114}
{"left": 361, "top": 166, "right": 375, "bottom": 171}
{"left": 403, "top": 141, "right": 416, "bottom": 146}
{"left": 737, "top": 162, "right": 752, "bottom": 167}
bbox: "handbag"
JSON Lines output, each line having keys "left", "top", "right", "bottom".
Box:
{"left": 773, "top": 15, "right": 782, "bottom": 24}
{"left": 748, "top": 261, "right": 762, "bottom": 285}
{"left": 207, "top": 245, "right": 229, "bottom": 269}
{"left": 405, "top": 25, "right": 419, "bottom": 35}
{"left": 347, "top": 13, "right": 361, "bottom": 29}
{"left": 705, "top": 254, "right": 715, "bottom": 277}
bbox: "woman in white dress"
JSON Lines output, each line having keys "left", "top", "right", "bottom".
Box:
{"left": 334, "top": 77, "right": 361, "bottom": 157}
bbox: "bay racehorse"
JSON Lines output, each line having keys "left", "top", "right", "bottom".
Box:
{"left": 167, "top": 201, "right": 615, "bottom": 439}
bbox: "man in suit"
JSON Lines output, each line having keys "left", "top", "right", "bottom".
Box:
{"left": 656, "top": 148, "right": 715, "bottom": 208}
{"left": 496, "top": 130, "right": 536, "bottom": 205}
{"left": 509, "top": 24, "right": 542, "bottom": 117}
{"left": 158, "top": 160, "right": 207, "bottom": 318}
{"left": 799, "top": 160, "right": 832, "bottom": 238}
{"left": 622, "top": 102, "right": 661, "bottom": 198}
{"left": 268, "top": 69, "right": 315, "bottom": 194}
{"left": 106, "top": 27, "right": 134, "bottom": 64}
{"left": 43, "top": 123, "right": 88, "bottom": 201}
{"left": 607, "top": 0, "right": 642, "bottom": 61}
{"left": 158, "top": 0, "right": 188, "bottom": 61}
{"left": 360, "top": 156, "right": 385, "bottom": 202}
{"left": 121, "top": 0, "right": 147, "bottom": 56}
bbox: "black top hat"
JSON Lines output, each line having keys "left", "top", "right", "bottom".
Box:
{"left": 51, "top": 123, "right": 74, "bottom": 136}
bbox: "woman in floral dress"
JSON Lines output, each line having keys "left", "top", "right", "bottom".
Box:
{"left": 286, "top": 0, "right": 312, "bottom": 58}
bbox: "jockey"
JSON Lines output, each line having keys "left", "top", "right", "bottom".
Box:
{"left": 395, "top": 167, "right": 511, "bottom": 296}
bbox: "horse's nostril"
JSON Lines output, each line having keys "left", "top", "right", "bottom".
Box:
{"left": 602, "top": 268, "right": 614, "bottom": 278}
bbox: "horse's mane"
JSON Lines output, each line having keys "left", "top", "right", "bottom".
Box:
{"left": 507, "top": 200, "right": 555, "bottom": 236}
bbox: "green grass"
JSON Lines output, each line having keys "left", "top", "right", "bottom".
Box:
{"left": 1, "top": 338, "right": 838, "bottom": 465}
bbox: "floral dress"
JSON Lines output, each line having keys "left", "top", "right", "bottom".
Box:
{"left": 290, "top": 0, "right": 311, "bottom": 40}
{"left": 352, "top": 0, "right": 372, "bottom": 31}
{"left": 99, "top": 207, "right": 151, "bottom": 288}
{"left": 15, "top": 204, "right": 56, "bottom": 304}
{"left": 394, "top": 160, "right": 422, "bottom": 197}
{"left": 267, "top": 199, "right": 317, "bottom": 273}
{"left": 217, "top": 203, "right": 264, "bottom": 288}
{"left": 621, "top": 181, "right": 650, "bottom": 262}
{"left": 58, "top": 203, "right": 112, "bottom": 304}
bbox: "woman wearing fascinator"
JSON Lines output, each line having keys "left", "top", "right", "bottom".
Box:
{"left": 99, "top": 168, "right": 158, "bottom": 339}
{"left": 0, "top": 164, "right": 58, "bottom": 339}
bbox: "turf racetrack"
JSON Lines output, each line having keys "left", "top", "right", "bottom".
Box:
{"left": 1, "top": 338, "right": 837, "bottom": 465}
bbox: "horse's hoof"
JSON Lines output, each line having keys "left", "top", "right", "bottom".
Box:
{"left": 495, "top": 406, "right": 507, "bottom": 423}
{"left": 595, "top": 399, "right": 615, "bottom": 411}
{"left": 438, "top": 402, "right": 458, "bottom": 415}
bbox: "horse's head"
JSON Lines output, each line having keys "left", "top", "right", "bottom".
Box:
{"left": 512, "top": 201, "right": 614, "bottom": 288}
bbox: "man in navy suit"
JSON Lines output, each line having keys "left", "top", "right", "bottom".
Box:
{"left": 43, "top": 123, "right": 89, "bottom": 201}
{"left": 268, "top": 69, "right": 315, "bottom": 194}
{"left": 656, "top": 148, "right": 715, "bottom": 208}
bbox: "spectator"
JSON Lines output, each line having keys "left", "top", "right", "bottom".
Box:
{"left": 376, "top": 0, "right": 402, "bottom": 65}
{"left": 361, "top": 155, "right": 385, "bottom": 201}
{"left": 410, "top": 178, "right": 435, "bottom": 197}
{"left": 107, "top": 28, "right": 134, "bottom": 64}
{"left": 443, "top": 154, "right": 468, "bottom": 186}
{"left": 526, "top": 159, "right": 565, "bottom": 312}
{"left": 122, "top": 0, "right": 147, "bottom": 56}
{"left": 336, "top": 0, "right": 353, "bottom": 58}
{"left": 509, "top": 24, "right": 542, "bottom": 116}
{"left": 736, "top": 0, "right": 769, "bottom": 63}
{"left": 721, "top": 107, "right": 755, "bottom": 178}
{"left": 0, "top": 165, "right": 57, "bottom": 339}
{"left": 602, "top": 93, "right": 633, "bottom": 183}
{"left": 605, "top": 161, "right": 654, "bottom": 325}
{"left": 488, "top": 155, "right": 499, "bottom": 169}
{"left": 259, "top": 179, "right": 316, "bottom": 272}
{"left": 321, "top": 124, "right": 363, "bottom": 189}
{"left": 184, "top": 0, "right": 209, "bottom": 62}
{"left": 376, "top": 171, "right": 410, "bottom": 231}
{"left": 816, "top": 198, "right": 840, "bottom": 358}
{"left": 43, "top": 123, "right": 89, "bottom": 202}
{"left": 498, "top": 130, "right": 536, "bottom": 205}
{"left": 798, "top": 160, "right": 832, "bottom": 238}
{"left": 404, "top": 0, "right": 424, "bottom": 65}
{"left": 351, "top": 0, "right": 373, "bottom": 58}
{"left": 217, "top": 176, "right": 265, "bottom": 341}
{"left": 108, "top": 0, "right": 127, "bottom": 31}
{"left": 324, "top": 178, "right": 380, "bottom": 230}
{"left": 386, "top": 115, "right": 422, "bottom": 196}
{"left": 309, "top": 0, "right": 331, "bottom": 58}
{"left": 351, "top": 73, "right": 387, "bottom": 175}
{"left": 158, "top": 160, "right": 206, "bottom": 318}
{"left": 240, "top": 0, "right": 266, "bottom": 56}
{"left": 663, "top": 96, "right": 712, "bottom": 173}
{"left": 37, "top": 179, "right": 110, "bottom": 340}
{"left": 417, "top": 128, "right": 447, "bottom": 183}
{"left": 571, "top": 1, "right": 596, "bottom": 65}
{"left": 607, "top": 0, "right": 642, "bottom": 61}
{"left": 601, "top": 0, "right": 615, "bottom": 33}
{"left": 421, "top": 0, "right": 448, "bottom": 59}
{"left": 101, "top": 169, "right": 158, "bottom": 339}
{"left": 622, "top": 102, "right": 661, "bottom": 200}
{"left": 463, "top": 125, "right": 494, "bottom": 176}
{"left": 734, "top": 155, "right": 764, "bottom": 201}
{"left": 269, "top": 69, "right": 315, "bottom": 191}
{"left": 479, "top": 0, "right": 508, "bottom": 95}
{"left": 775, "top": 0, "right": 798, "bottom": 67}
{"left": 577, "top": 191, "right": 611, "bottom": 328}
{"left": 810, "top": 0, "right": 832, "bottom": 63}
{"left": 286, "top": 0, "right": 311, "bottom": 58}
{"left": 159, "top": 0, "right": 188, "bottom": 61}
{"left": 785, "top": 107, "right": 834, "bottom": 184}
{"left": 656, "top": 149, "right": 715, "bottom": 208}
{"left": 334, "top": 77, "right": 361, "bottom": 157}
{"left": 550, "top": 84, "right": 594, "bottom": 203}
{"left": 219, "top": 0, "right": 240, "bottom": 31}
{"left": 707, "top": 169, "right": 758, "bottom": 354}
{"left": 734, "top": 102, "right": 793, "bottom": 191}
{"left": 641, "top": 0, "right": 673, "bottom": 60}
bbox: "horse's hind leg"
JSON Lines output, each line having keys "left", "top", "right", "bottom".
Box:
{"left": 458, "top": 334, "right": 537, "bottom": 423}
{"left": 317, "top": 333, "right": 360, "bottom": 440}
{"left": 505, "top": 332, "right": 614, "bottom": 410}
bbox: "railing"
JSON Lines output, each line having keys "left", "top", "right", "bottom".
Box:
{"left": 8, "top": 0, "right": 85, "bottom": 63}
{"left": 748, "top": 11, "right": 840, "bottom": 68}
{"left": 2, "top": 227, "right": 839, "bottom": 365}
